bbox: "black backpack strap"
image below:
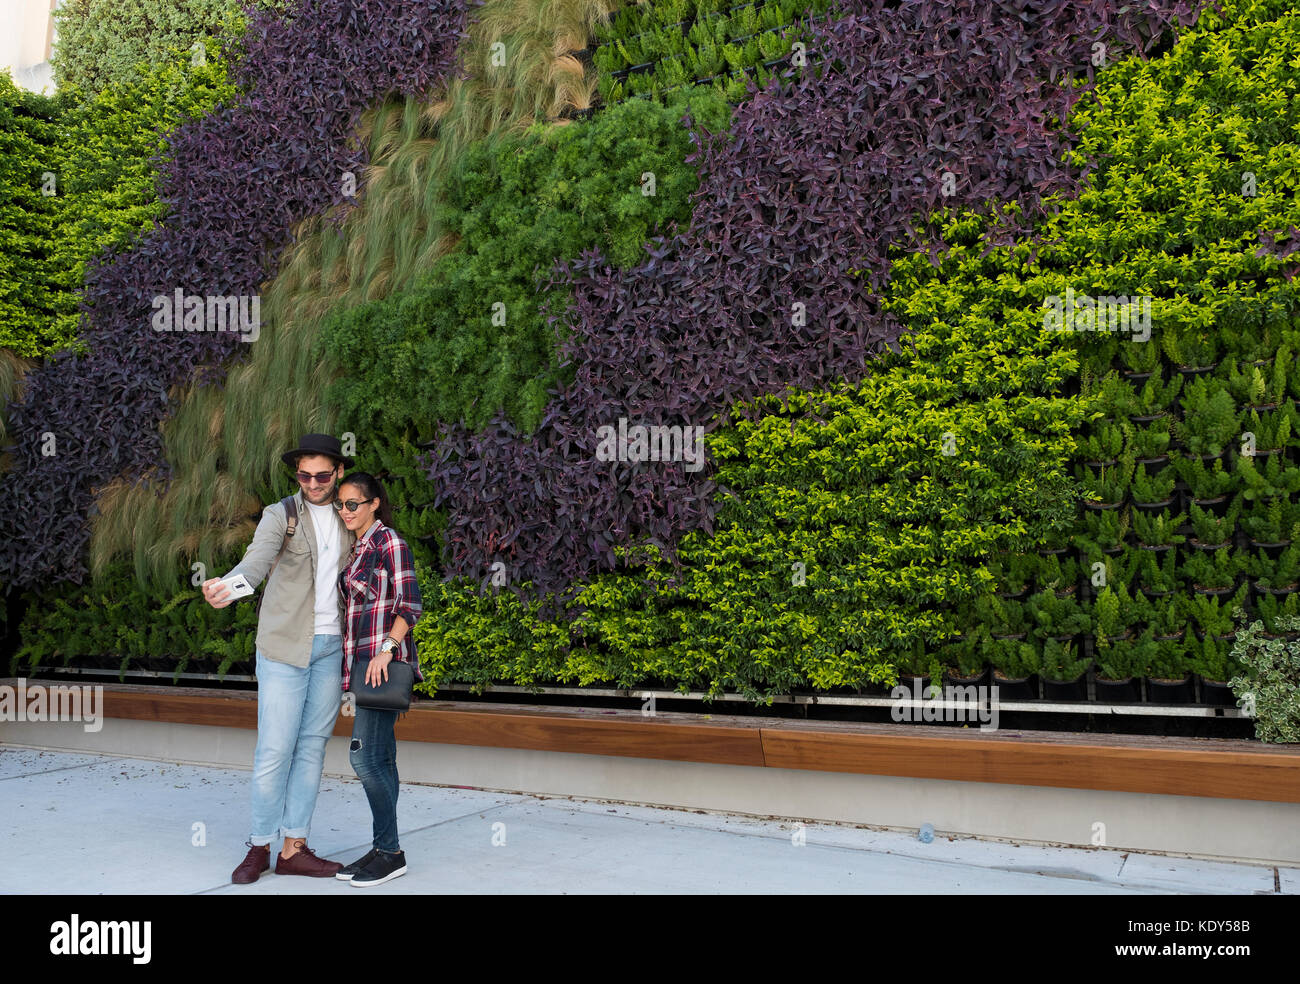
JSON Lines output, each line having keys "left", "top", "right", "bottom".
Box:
{"left": 256, "top": 495, "right": 299, "bottom": 616}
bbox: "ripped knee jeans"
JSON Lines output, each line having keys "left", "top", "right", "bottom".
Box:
{"left": 349, "top": 705, "right": 401, "bottom": 853}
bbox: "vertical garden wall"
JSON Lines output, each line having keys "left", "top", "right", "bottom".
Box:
{"left": 3, "top": 0, "right": 1299, "bottom": 740}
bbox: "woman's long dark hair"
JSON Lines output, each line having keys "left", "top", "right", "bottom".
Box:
{"left": 339, "top": 471, "right": 394, "bottom": 531}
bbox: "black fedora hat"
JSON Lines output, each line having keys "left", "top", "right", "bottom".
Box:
{"left": 281, "top": 433, "right": 354, "bottom": 470}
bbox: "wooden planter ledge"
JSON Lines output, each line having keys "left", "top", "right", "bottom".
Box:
{"left": 69, "top": 685, "right": 1300, "bottom": 804}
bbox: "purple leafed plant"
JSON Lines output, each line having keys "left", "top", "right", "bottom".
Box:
{"left": 423, "top": 0, "right": 1205, "bottom": 614}
{"left": 0, "top": 0, "right": 473, "bottom": 588}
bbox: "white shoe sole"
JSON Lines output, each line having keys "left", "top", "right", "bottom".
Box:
{"left": 350, "top": 864, "right": 407, "bottom": 888}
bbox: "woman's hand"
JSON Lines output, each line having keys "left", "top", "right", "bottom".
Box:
{"left": 366, "top": 651, "right": 393, "bottom": 688}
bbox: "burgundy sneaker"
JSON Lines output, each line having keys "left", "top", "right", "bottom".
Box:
{"left": 231, "top": 841, "right": 271, "bottom": 884}
{"left": 275, "top": 842, "right": 343, "bottom": 878}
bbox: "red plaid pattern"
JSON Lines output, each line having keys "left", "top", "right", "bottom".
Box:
{"left": 338, "top": 520, "right": 423, "bottom": 691}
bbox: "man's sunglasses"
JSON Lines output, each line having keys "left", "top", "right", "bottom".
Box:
{"left": 334, "top": 498, "right": 375, "bottom": 513}
{"left": 296, "top": 470, "right": 336, "bottom": 485}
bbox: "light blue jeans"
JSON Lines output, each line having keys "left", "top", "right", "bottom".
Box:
{"left": 249, "top": 634, "right": 342, "bottom": 845}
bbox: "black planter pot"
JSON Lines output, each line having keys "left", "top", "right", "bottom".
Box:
{"left": 1191, "top": 495, "right": 1231, "bottom": 516}
{"left": 1141, "top": 587, "right": 1176, "bottom": 600}
{"left": 1199, "top": 677, "right": 1237, "bottom": 706}
{"left": 1189, "top": 450, "right": 1228, "bottom": 465}
{"left": 1135, "top": 541, "right": 1176, "bottom": 552}
{"left": 1132, "top": 497, "right": 1175, "bottom": 514}
{"left": 995, "top": 587, "right": 1031, "bottom": 601}
{"left": 1083, "top": 459, "right": 1118, "bottom": 471}
{"left": 1194, "top": 631, "right": 1238, "bottom": 644}
{"left": 1177, "top": 364, "right": 1218, "bottom": 378}
{"left": 1146, "top": 674, "right": 1195, "bottom": 704}
{"left": 1037, "top": 546, "right": 1073, "bottom": 557}
{"left": 943, "top": 666, "right": 991, "bottom": 690}
{"left": 1249, "top": 539, "right": 1292, "bottom": 558}
{"left": 1129, "top": 412, "right": 1169, "bottom": 424}
{"left": 1083, "top": 498, "right": 1125, "bottom": 511}
{"left": 991, "top": 672, "right": 1039, "bottom": 700}
{"left": 1245, "top": 447, "right": 1285, "bottom": 462}
{"left": 1121, "top": 370, "right": 1155, "bottom": 382}
{"left": 896, "top": 674, "right": 932, "bottom": 695}
{"left": 1186, "top": 538, "right": 1229, "bottom": 551}
{"left": 1041, "top": 674, "right": 1088, "bottom": 701}
{"left": 1192, "top": 583, "right": 1238, "bottom": 597}
{"left": 1094, "top": 675, "right": 1142, "bottom": 703}
{"left": 1098, "top": 544, "right": 1125, "bottom": 556}
{"left": 1254, "top": 581, "right": 1299, "bottom": 596}
{"left": 1135, "top": 455, "right": 1171, "bottom": 473}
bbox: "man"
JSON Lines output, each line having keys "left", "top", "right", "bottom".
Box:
{"left": 202, "top": 433, "right": 357, "bottom": 883}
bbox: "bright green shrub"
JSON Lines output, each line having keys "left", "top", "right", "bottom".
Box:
{"left": 0, "top": 75, "right": 68, "bottom": 356}
{"left": 1, "top": 39, "right": 236, "bottom": 360}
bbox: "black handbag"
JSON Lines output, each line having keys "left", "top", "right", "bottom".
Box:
{"left": 347, "top": 652, "right": 415, "bottom": 712}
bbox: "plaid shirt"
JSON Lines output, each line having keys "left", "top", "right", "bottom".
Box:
{"left": 338, "top": 519, "right": 423, "bottom": 691}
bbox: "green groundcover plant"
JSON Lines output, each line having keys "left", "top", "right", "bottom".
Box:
{"left": 1229, "top": 610, "right": 1300, "bottom": 742}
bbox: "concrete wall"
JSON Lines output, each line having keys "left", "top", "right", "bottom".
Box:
{"left": 4, "top": 716, "right": 1297, "bottom": 866}
{"left": 1, "top": 0, "right": 58, "bottom": 93}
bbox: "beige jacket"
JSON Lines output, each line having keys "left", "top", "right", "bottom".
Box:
{"left": 223, "top": 490, "right": 357, "bottom": 667}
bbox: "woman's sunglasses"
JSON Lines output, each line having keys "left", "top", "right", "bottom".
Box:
{"left": 333, "top": 498, "right": 375, "bottom": 513}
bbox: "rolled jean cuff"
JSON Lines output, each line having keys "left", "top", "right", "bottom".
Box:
{"left": 249, "top": 834, "right": 276, "bottom": 847}
{"left": 282, "top": 825, "right": 310, "bottom": 839}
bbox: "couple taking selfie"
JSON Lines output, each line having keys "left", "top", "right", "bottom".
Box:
{"left": 202, "top": 433, "right": 422, "bottom": 888}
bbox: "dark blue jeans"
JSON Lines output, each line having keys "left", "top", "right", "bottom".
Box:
{"left": 349, "top": 706, "right": 401, "bottom": 853}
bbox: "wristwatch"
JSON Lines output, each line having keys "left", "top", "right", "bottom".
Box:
{"left": 380, "top": 637, "right": 399, "bottom": 656}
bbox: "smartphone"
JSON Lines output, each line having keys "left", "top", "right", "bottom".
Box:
{"left": 220, "top": 573, "right": 254, "bottom": 600}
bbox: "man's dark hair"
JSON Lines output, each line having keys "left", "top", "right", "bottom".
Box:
{"left": 291, "top": 452, "right": 344, "bottom": 473}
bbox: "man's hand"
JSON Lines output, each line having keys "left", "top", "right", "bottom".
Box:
{"left": 365, "top": 651, "right": 393, "bottom": 688}
{"left": 202, "top": 577, "right": 234, "bottom": 609}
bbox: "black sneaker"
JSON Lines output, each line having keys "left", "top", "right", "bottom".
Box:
{"left": 336, "top": 848, "right": 380, "bottom": 881}
{"left": 350, "top": 849, "right": 407, "bottom": 888}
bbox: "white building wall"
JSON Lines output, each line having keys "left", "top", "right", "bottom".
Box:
{"left": 1, "top": 0, "right": 59, "bottom": 94}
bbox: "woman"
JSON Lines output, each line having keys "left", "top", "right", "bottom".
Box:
{"left": 332, "top": 471, "right": 423, "bottom": 888}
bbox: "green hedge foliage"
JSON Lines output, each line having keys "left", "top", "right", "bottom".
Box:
{"left": 9, "top": 558, "right": 257, "bottom": 681}
{"left": 50, "top": 0, "right": 281, "bottom": 94}
{"left": 0, "top": 75, "right": 68, "bottom": 357}
{"left": 0, "top": 40, "right": 237, "bottom": 359}
{"left": 593, "top": 0, "right": 841, "bottom": 106}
